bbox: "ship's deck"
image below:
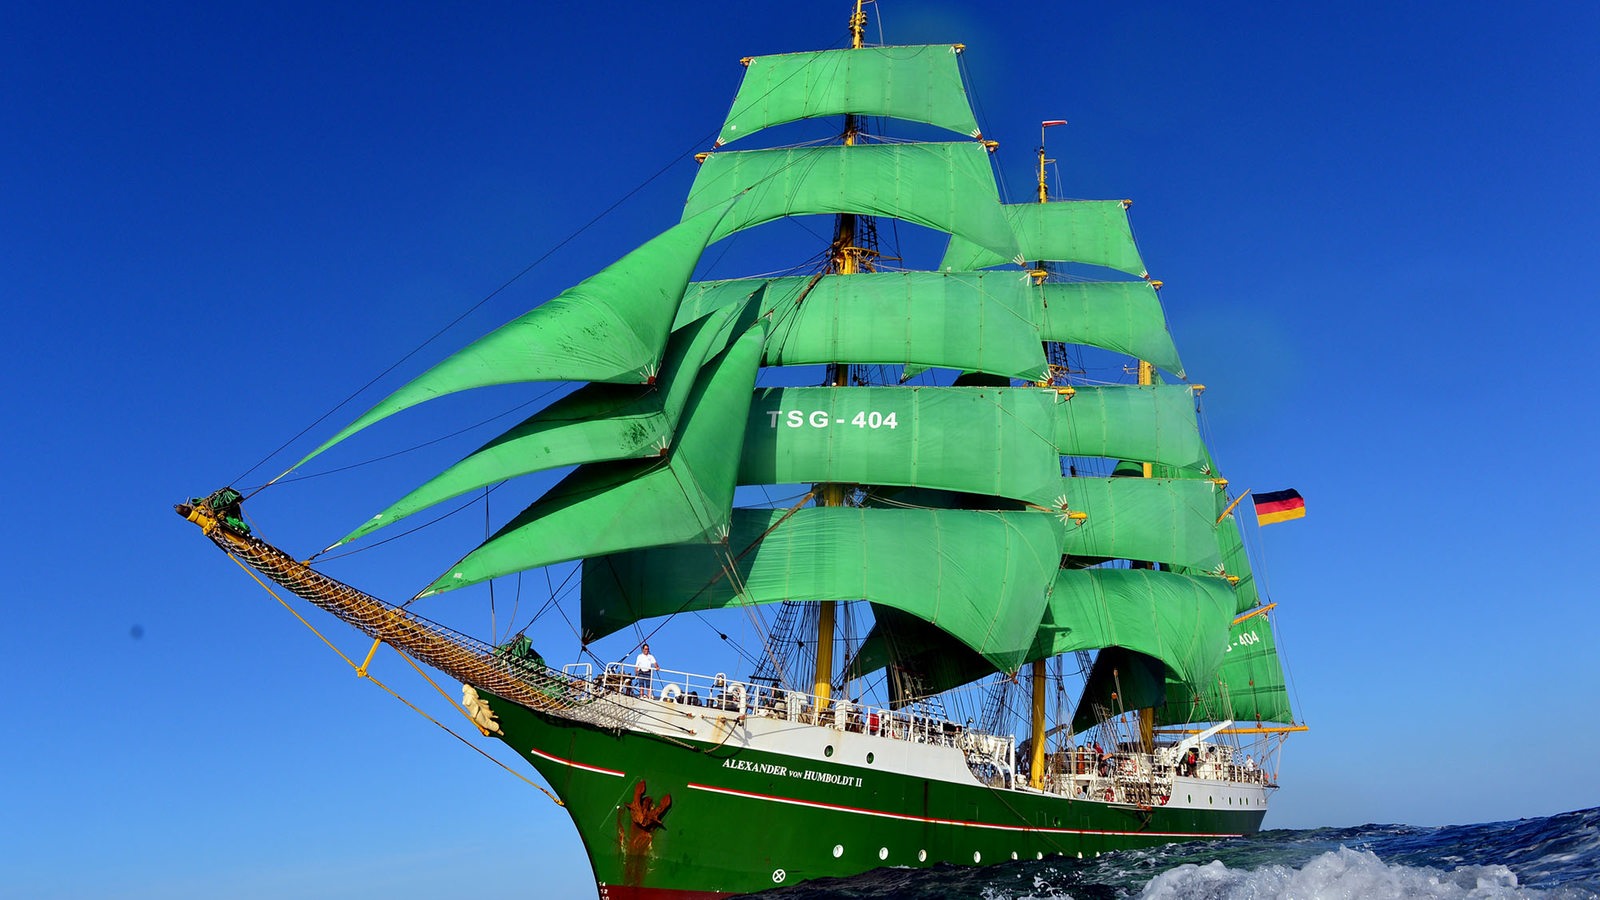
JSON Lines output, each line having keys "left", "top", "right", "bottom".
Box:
{"left": 538, "top": 660, "right": 1273, "bottom": 806}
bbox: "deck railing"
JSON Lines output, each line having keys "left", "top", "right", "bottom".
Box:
{"left": 596, "top": 662, "right": 1016, "bottom": 775}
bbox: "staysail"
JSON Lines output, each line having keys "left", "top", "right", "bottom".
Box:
{"left": 296, "top": 201, "right": 738, "bottom": 468}
{"left": 419, "top": 323, "right": 767, "bottom": 595}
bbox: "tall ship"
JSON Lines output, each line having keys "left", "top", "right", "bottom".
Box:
{"left": 178, "top": 5, "right": 1306, "bottom": 898}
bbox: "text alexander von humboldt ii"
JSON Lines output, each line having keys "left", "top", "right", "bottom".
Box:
{"left": 721, "top": 758, "right": 864, "bottom": 788}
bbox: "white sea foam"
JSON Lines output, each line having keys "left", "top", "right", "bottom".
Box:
{"left": 1134, "top": 846, "right": 1545, "bottom": 900}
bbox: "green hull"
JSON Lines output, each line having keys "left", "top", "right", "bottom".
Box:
{"left": 487, "top": 693, "right": 1268, "bottom": 898}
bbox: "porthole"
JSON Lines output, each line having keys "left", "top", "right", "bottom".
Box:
{"left": 832, "top": 844, "right": 844, "bottom": 858}
{"left": 879, "top": 847, "right": 889, "bottom": 860}
{"left": 1010, "top": 851, "right": 1018, "bottom": 860}
{"left": 866, "top": 752, "right": 875, "bottom": 764}
{"left": 918, "top": 849, "right": 927, "bottom": 862}
{"left": 973, "top": 851, "right": 982, "bottom": 863}
{"left": 824, "top": 745, "right": 834, "bottom": 757}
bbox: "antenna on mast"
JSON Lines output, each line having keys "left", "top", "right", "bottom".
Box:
{"left": 1038, "top": 120, "right": 1067, "bottom": 203}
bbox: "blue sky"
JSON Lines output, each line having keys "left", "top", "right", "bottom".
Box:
{"left": 5, "top": 2, "right": 1598, "bottom": 898}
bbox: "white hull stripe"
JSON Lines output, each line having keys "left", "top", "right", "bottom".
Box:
{"left": 528, "top": 747, "right": 626, "bottom": 778}
{"left": 686, "top": 782, "right": 1244, "bottom": 839}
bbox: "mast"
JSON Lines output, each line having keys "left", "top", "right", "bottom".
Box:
{"left": 812, "top": 0, "right": 871, "bottom": 711}
{"left": 1134, "top": 274, "right": 1157, "bottom": 752}
{"left": 1027, "top": 119, "right": 1066, "bottom": 789}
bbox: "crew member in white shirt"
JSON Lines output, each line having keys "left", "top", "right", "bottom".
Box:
{"left": 634, "top": 643, "right": 658, "bottom": 698}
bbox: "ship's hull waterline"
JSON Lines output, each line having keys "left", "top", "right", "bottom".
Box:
{"left": 487, "top": 693, "right": 1268, "bottom": 898}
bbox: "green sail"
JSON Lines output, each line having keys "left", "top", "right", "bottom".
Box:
{"left": 296, "top": 202, "right": 735, "bottom": 468}
{"left": 684, "top": 144, "right": 1017, "bottom": 261}
{"left": 852, "top": 568, "right": 1236, "bottom": 697}
{"left": 1156, "top": 610, "right": 1294, "bottom": 726}
{"left": 738, "top": 385, "right": 1204, "bottom": 505}
{"left": 1069, "top": 648, "right": 1168, "bottom": 734}
{"left": 1040, "top": 281, "right": 1184, "bottom": 377}
{"left": 1215, "top": 511, "right": 1261, "bottom": 613}
{"left": 1031, "top": 568, "right": 1233, "bottom": 687}
{"left": 581, "top": 506, "right": 1063, "bottom": 671}
{"left": 941, "top": 200, "right": 1147, "bottom": 277}
{"left": 1058, "top": 477, "right": 1224, "bottom": 571}
{"left": 334, "top": 304, "right": 752, "bottom": 547}
{"left": 1053, "top": 386, "right": 1204, "bottom": 470}
{"left": 1165, "top": 447, "right": 1257, "bottom": 613}
{"left": 677, "top": 274, "right": 1182, "bottom": 379}
{"left": 680, "top": 272, "right": 1045, "bottom": 380}
{"left": 717, "top": 45, "right": 980, "bottom": 147}
{"left": 420, "top": 324, "right": 766, "bottom": 596}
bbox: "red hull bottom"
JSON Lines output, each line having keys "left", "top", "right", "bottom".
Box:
{"left": 597, "top": 885, "right": 733, "bottom": 900}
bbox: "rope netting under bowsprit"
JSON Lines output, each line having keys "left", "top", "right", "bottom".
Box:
{"left": 205, "top": 526, "right": 621, "bottom": 724}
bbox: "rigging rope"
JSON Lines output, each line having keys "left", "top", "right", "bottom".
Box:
{"left": 234, "top": 30, "right": 857, "bottom": 493}
{"left": 222, "top": 551, "right": 564, "bottom": 806}
{"left": 253, "top": 385, "right": 565, "bottom": 492}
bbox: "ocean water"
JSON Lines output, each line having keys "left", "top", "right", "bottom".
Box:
{"left": 744, "top": 806, "right": 1600, "bottom": 899}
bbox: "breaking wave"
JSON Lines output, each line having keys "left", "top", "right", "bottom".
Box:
{"left": 746, "top": 806, "right": 1599, "bottom": 899}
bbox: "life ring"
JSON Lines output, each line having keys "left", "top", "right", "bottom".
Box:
{"left": 660, "top": 683, "right": 681, "bottom": 703}
{"left": 1103, "top": 788, "right": 1115, "bottom": 802}
{"left": 1158, "top": 793, "right": 1170, "bottom": 806}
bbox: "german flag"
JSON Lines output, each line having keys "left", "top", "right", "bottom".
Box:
{"left": 1253, "top": 489, "right": 1305, "bottom": 526}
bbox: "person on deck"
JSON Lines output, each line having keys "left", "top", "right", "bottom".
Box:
{"left": 1179, "top": 747, "right": 1199, "bottom": 777}
{"left": 634, "top": 644, "right": 658, "bottom": 698}
{"left": 713, "top": 674, "right": 737, "bottom": 711}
